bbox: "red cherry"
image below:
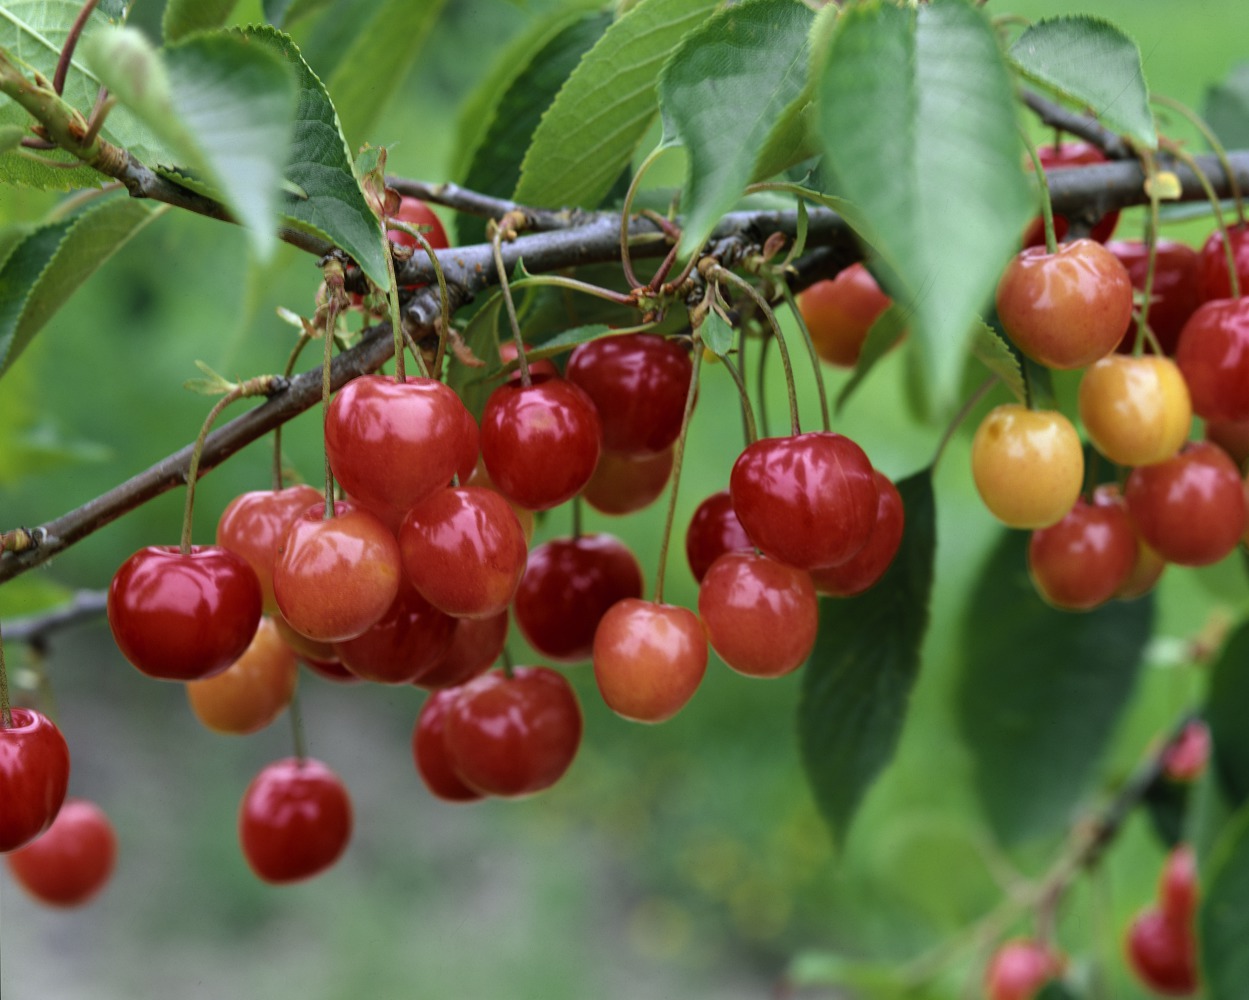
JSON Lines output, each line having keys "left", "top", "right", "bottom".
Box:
{"left": 238, "top": 757, "right": 352, "bottom": 884}
{"left": 0, "top": 708, "right": 70, "bottom": 853}
{"left": 415, "top": 610, "right": 509, "bottom": 690}
{"left": 1196, "top": 221, "right": 1249, "bottom": 302}
{"left": 1175, "top": 298, "right": 1249, "bottom": 421}
{"left": 1125, "top": 908, "right": 1198, "bottom": 996}
{"left": 272, "top": 616, "right": 357, "bottom": 685}
{"left": 582, "top": 447, "right": 674, "bottom": 516}
{"left": 186, "top": 617, "right": 298, "bottom": 734}
{"left": 513, "top": 534, "right": 643, "bottom": 663}
{"left": 565, "top": 334, "right": 693, "bottom": 454}
{"left": 412, "top": 689, "right": 485, "bottom": 803}
{"left": 1109, "top": 240, "right": 1201, "bottom": 355}
{"left": 335, "top": 582, "right": 456, "bottom": 684}
{"left": 685, "top": 490, "right": 754, "bottom": 584}
{"left": 463, "top": 458, "right": 536, "bottom": 540}
{"left": 481, "top": 375, "right": 602, "bottom": 510}
{"left": 273, "top": 501, "right": 402, "bottom": 642}
{"left": 109, "top": 545, "right": 262, "bottom": 681}
{"left": 399, "top": 486, "right": 528, "bottom": 619}
{"left": 984, "top": 939, "right": 1062, "bottom": 1000}
{"left": 1093, "top": 484, "right": 1168, "bottom": 600}
{"left": 1028, "top": 498, "right": 1137, "bottom": 611}
{"left": 443, "top": 667, "right": 582, "bottom": 797}
{"left": 796, "top": 264, "right": 892, "bottom": 367}
{"left": 1125, "top": 442, "right": 1247, "bottom": 566}
{"left": 729, "top": 432, "right": 878, "bottom": 570}
{"left": 698, "top": 552, "right": 819, "bottom": 678}
{"left": 593, "top": 599, "right": 707, "bottom": 722}
{"left": 325, "top": 375, "right": 474, "bottom": 513}
{"left": 1022, "top": 142, "right": 1120, "bottom": 247}
{"left": 996, "top": 239, "right": 1134, "bottom": 370}
{"left": 1206, "top": 416, "right": 1249, "bottom": 467}
{"left": 388, "top": 195, "right": 449, "bottom": 250}
{"left": 1159, "top": 844, "right": 1199, "bottom": 925}
{"left": 810, "top": 470, "right": 905, "bottom": 597}
{"left": 216, "top": 485, "right": 322, "bottom": 615}
{"left": 1162, "top": 721, "right": 1211, "bottom": 784}
{"left": 498, "top": 340, "right": 559, "bottom": 383}
{"left": 5, "top": 798, "right": 115, "bottom": 907}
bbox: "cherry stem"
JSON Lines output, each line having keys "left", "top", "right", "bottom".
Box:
{"left": 1163, "top": 140, "right": 1241, "bottom": 299}
{"left": 500, "top": 645, "right": 515, "bottom": 679}
{"left": 53, "top": 0, "right": 100, "bottom": 96}
{"left": 388, "top": 221, "right": 448, "bottom": 376}
{"left": 492, "top": 225, "right": 531, "bottom": 387}
{"left": 320, "top": 262, "right": 345, "bottom": 519}
{"left": 509, "top": 273, "right": 634, "bottom": 307}
{"left": 718, "top": 353, "right": 759, "bottom": 446}
{"left": 1133, "top": 153, "right": 1167, "bottom": 358}
{"left": 619, "top": 146, "right": 668, "bottom": 290}
{"left": 0, "top": 624, "right": 11, "bottom": 728}
{"left": 756, "top": 322, "right": 772, "bottom": 439}
{"left": 287, "top": 686, "right": 308, "bottom": 763}
{"left": 1153, "top": 94, "right": 1245, "bottom": 226}
{"left": 381, "top": 232, "right": 407, "bottom": 382}
{"left": 572, "top": 496, "right": 583, "bottom": 540}
{"left": 780, "top": 283, "right": 832, "bottom": 432}
{"left": 931, "top": 377, "right": 998, "bottom": 471}
{"left": 652, "top": 343, "right": 703, "bottom": 605}
{"left": 274, "top": 332, "right": 312, "bottom": 491}
{"left": 1020, "top": 129, "right": 1059, "bottom": 254}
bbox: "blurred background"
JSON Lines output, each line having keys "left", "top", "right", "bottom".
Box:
{"left": 0, "top": 0, "right": 1246, "bottom": 997}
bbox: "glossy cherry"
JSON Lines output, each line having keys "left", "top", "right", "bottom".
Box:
{"left": 1078, "top": 354, "right": 1192, "bottom": 467}
{"left": 463, "top": 458, "right": 535, "bottom": 540}
{"left": 5, "top": 798, "right": 116, "bottom": 907}
{"left": 1093, "top": 484, "right": 1167, "bottom": 600}
{"left": 412, "top": 689, "right": 485, "bottom": 803}
{"left": 399, "top": 486, "right": 528, "bottom": 619}
{"left": 216, "top": 485, "right": 322, "bottom": 615}
{"left": 414, "top": 610, "right": 509, "bottom": 690}
{"left": 592, "top": 599, "right": 708, "bottom": 723}
{"left": 388, "top": 195, "right": 449, "bottom": 251}
{"left": 480, "top": 374, "right": 602, "bottom": 510}
{"left": 443, "top": 667, "right": 582, "bottom": 797}
{"left": 996, "top": 239, "right": 1134, "bottom": 369}
{"left": 1126, "top": 908, "right": 1198, "bottom": 996}
{"left": 272, "top": 615, "right": 355, "bottom": 683}
{"left": 335, "top": 581, "right": 456, "bottom": 684}
{"left": 971, "top": 405, "right": 1084, "bottom": 529}
{"left": 810, "top": 470, "right": 905, "bottom": 597}
{"left": 186, "top": 617, "right": 298, "bottom": 734}
{"left": 1023, "top": 141, "right": 1119, "bottom": 247}
{"left": 0, "top": 708, "right": 70, "bottom": 853}
{"left": 1195, "top": 221, "right": 1249, "bottom": 303}
{"left": 1109, "top": 240, "right": 1201, "bottom": 355}
{"left": 497, "top": 340, "right": 559, "bottom": 383}
{"left": 109, "top": 545, "right": 262, "bottom": 681}
{"left": 1175, "top": 297, "right": 1249, "bottom": 421}
{"left": 273, "top": 501, "right": 402, "bottom": 643}
{"left": 685, "top": 490, "right": 754, "bottom": 584}
{"left": 796, "top": 264, "right": 892, "bottom": 367}
{"left": 238, "top": 757, "right": 352, "bottom": 884}
{"left": 582, "top": 447, "right": 674, "bottom": 516}
{"left": 1028, "top": 498, "right": 1137, "bottom": 611}
{"left": 1206, "top": 416, "right": 1249, "bottom": 467}
{"left": 729, "top": 432, "right": 878, "bottom": 570}
{"left": 984, "top": 939, "right": 1062, "bottom": 1000}
{"left": 565, "top": 333, "right": 693, "bottom": 454}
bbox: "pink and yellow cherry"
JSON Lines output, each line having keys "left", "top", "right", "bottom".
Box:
{"left": 238, "top": 757, "right": 352, "bottom": 884}
{"left": 1093, "top": 485, "right": 1167, "bottom": 600}
{"left": 582, "top": 447, "right": 674, "bottom": 516}
{"left": 399, "top": 486, "right": 528, "bottom": 619}
{"left": 185, "top": 617, "right": 298, "bottom": 734}
{"left": 1125, "top": 908, "right": 1198, "bottom": 996}
{"left": 796, "top": 264, "right": 892, "bottom": 367}
{"left": 481, "top": 374, "right": 602, "bottom": 511}
{"left": 324, "top": 374, "right": 474, "bottom": 514}
{"left": 996, "top": 239, "right": 1134, "bottom": 369}
{"left": 273, "top": 501, "right": 401, "bottom": 643}
{"left": 514, "top": 534, "right": 643, "bottom": 663}
{"left": 414, "top": 610, "right": 509, "bottom": 690}
{"left": 1125, "top": 441, "right": 1247, "bottom": 566}
{"left": 443, "top": 667, "right": 582, "bottom": 797}
{"left": 1109, "top": 240, "right": 1201, "bottom": 355}
{"left": 1023, "top": 141, "right": 1120, "bottom": 248}
{"left": 685, "top": 490, "right": 753, "bottom": 584}
{"left": 565, "top": 334, "right": 693, "bottom": 454}
{"left": 1196, "top": 221, "right": 1249, "bottom": 303}
{"left": 592, "top": 600, "right": 708, "bottom": 723}
{"left": 5, "top": 798, "right": 115, "bottom": 907}
{"left": 412, "top": 689, "right": 484, "bottom": 803}
{"left": 698, "top": 552, "right": 818, "bottom": 678}
{"left": 1163, "top": 722, "right": 1211, "bottom": 783}
{"left": 0, "top": 708, "right": 70, "bottom": 853}
{"left": 984, "top": 939, "right": 1063, "bottom": 1000}
{"left": 810, "top": 470, "right": 905, "bottom": 597}
{"left": 971, "top": 405, "right": 1084, "bottom": 529}
{"left": 1078, "top": 354, "right": 1192, "bottom": 466}
{"left": 730, "top": 432, "right": 878, "bottom": 571}
{"left": 1028, "top": 498, "right": 1137, "bottom": 611}
{"left": 108, "top": 545, "right": 262, "bottom": 681}
{"left": 388, "top": 195, "right": 449, "bottom": 251}
{"left": 335, "top": 582, "right": 455, "bottom": 684}
{"left": 216, "top": 485, "right": 322, "bottom": 615}
{"left": 1175, "top": 297, "right": 1249, "bottom": 422}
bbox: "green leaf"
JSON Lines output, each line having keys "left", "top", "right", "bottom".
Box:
{"left": 162, "top": 0, "right": 239, "bottom": 42}
{"left": 514, "top": 0, "right": 720, "bottom": 210}
{"left": 1010, "top": 16, "right": 1157, "bottom": 150}
{"left": 447, "top": 295, "right": 504, "bottom": 421}
{"left": 798, "top": 469, "right": 935, "bottom": 848}
{"left": 788, "top": 953, "right": 936, "bottom": 998}
{"left": 834, "top": 303, "right": 908, "bottom": 415}
{"left": 523, "top": 323, "right": 612, "bottom": 361}
{"left": 244, "top": 25, "right": 388, "bottom": 287}
{"left": 263, "top": 0, "right": 335, "bottom": 27}
{"left": 658, "top": 0, "right": 814, "bottom": 257}
{"left": 1200, "top": 802, "right": 1249, "bottom": 999}
{"left": 970, "top": 320, "right": 1025, "bottom": 403}
{"left": 1143, "top": 772, "right": 1191, "bottom": 849}
{"left": 1204, "top": 62, "right": 1249, "bottom": 151}
{"left": 817, "top": 0, "right": 1033, "bottom": 414}
{"left": 956, "top": 529, "right": 1154, "bottom": 846}
{"left": 699, "top": 307, "right": 734, "bottom": 356}
{"left": 1206, "top": 618, "right": 1249, "bottom": 808}
{"left": 0, "top": 198, "right": 162, "bottom": 379}
{"left": 455, "top": 7, "right": 611, "bottom": 245}
{"left": 326, "top": 0, "right": 446, "bottom": 150}
{"left": 0, "top": 123, "right": 24, "bottom": 153}
{"left": 84, "top": 27, "right": 297, "bottom": 259}
{"left": 1036, "top": 984, "right": 1082, "bottom": 1000}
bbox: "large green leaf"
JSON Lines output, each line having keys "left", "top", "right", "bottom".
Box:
{"left": 834, "top": 302, "right": 908, "bottom": 415}
{"left": 817, "top": 0, "right": 1032, "bottom": 414}
{"left": 84, "top": 27, "right": 296, "bottom": 259}
{"left": 956, "top": 529, "right": 1154, "bottom": 846}
{"left": 455, "top": 7, "right": 611, "bottom": 245}
{"left": 263, "top": 0, "right": 335, "bottom": 27}
{"left": 1204, "top": 62, "right": 1249, "bottom": 151}
{"left": 162, "top": 0, "right": 239, "bottom": 42}
{"left": 0, "top": 197, "right": 162, "bottom": 379}
{"left": 1200, "top": 802, "right": 1249, "bottom": 999}
{"left": 513, "top": 0, "right": 719, "bottom": 210}
{"left": 1206, "top": 618, "right": 1249, "bottom": 808}
{"left": 326, "top": 0, "right": 446, "bottom": 150}
{"left": 659, "top": 0, "right": 814, "bottom": 257}
{"left": 1010, "top": 16, "right": 1157, "bottom": 150}
{"left": 0, "top": 0, "right": 173, "bottom": 189}
{"left": 245, "top": 25, "right": 388, "bottom": 287}
{"left": 798, "top": 469, "right": 935, "bottom": 848}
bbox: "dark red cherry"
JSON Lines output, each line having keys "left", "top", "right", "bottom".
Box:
{"left": 685, "top": 490, "right": 754, "bottom": 583}
{"left": 108, "top": 545, "right": 262, "bottom": 681}
{"left": 413, "top": 689, "right": 485, "bottom": 803}
{"left": 1175, "top": 297, "right": 1249, "bottom": 421}
{"left": 216, "top": 485, "right": 322, "bottom": 615}
{"left": 1109, "top": 240, "right": 1201, "bottom": 355}
{"left": 810, "top": 470, "right": 905, "bottom": 597}
{"left": 335, "top": 582, "right": 456, "bottom": 684}
{"left": 1159, "top": 844, "right": 1199, "bottom": 925}
{"left": 1196, "top": 222, "right": 1249, "bottom": 303}
{"left": 415, "top": 611, "right": 509, "bottom": 690}
{"left": 0, "top": 708, "right": 70, "bottom": 853}
{"left": 1022, "top": 142, "right": 1119, "bottom": 247}
{"left": 5, "top": 798, "right": 115, "bottom": 907}
{"left": 388, "top": 195, "right": 449, "bottom": 251}
{"left": 582, "top": 447, "right": 673, "bottom": 516}
{"left": 1028, "top": 497, "right": 1137, "bottom": 610}
{"left": 513, "top": 534, "right": 643, "bottom": 663}
{"left": 1125, "top": 908, "right": 1198, "bottom": 996}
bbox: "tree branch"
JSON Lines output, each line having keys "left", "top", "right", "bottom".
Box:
{"left": 1021, "top": 90, "right": 1133, "bottom": 160}
{"left": 2, "top": 590, "right": 108, "bottom": 646}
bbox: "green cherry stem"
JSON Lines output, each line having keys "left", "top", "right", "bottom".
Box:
{"left": 780, "top": 283, "right": 832, "bottom": 432}
{"left": 619, "top": 145, "right": 669, "bottom": 290}
{"left": 1152, "top": 94, "right": 1245, "bottom": 226}
{"left": 1163, "top": 140, "right": 1241, "bottom": 299}
{"left": 931, "top": 377, "right": 999, "bottom": 470}
{"left": 274, "top": 330, "right": 312, "bottom": 491}
{"left": 718, "top": 352, "right": 759, "bottom": 447}
{"left": 287, "top": 685, "right": 308, "bottom": 763}
{"left": 572, "top": 495, "right": 583, "bottom": 541}
{"left": 381, "top": 232, "right": 407, "bottom": 382}
{"left": 1020, "top": 128, "right": 1059, "bottom": 254}
{"left": 508, "top": 273, "right": 635, "bottom": 307}
{"left": 492, "top": 223, "right": 531, "bottom": 387}
{"left": 0, "top": 624, "right": 11, "bottom": 728}
{"left": 388, "top": 220, "right": 448, "bottom": 376}
{"left": 755, "top": 322, "right": 772, "bottom": 439}
{"left": 1133, "top": 150, "right": 1167, "bottom": 357}
{"left": 652, "top": 343, "right": 704, "bottom": 605}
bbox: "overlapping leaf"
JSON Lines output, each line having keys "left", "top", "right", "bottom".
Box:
{"left": 162, "top": 0, "right": 239, "bottom": 42}
{"left": 1206, "top": 618, "right": 1249, "bottom": 807}
{"left": 1201, "top": 802, "right": 1249, "bottom": 999}
{"left": 1204, "top": 62, "right": 1249, "bottom": 150}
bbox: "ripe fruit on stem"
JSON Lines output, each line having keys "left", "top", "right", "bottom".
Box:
{"left": 1022, "top": 141, "right": 1120, "bottom": 248}
{"left": 796, "top": 263, "right": 892, "bottom": 368}
{"left": 1078, "top": 355, "right": 1192, "bottom": 466}
{"left": 593, "top": 599, "right": 708, "bottom": 723}
{"left": 1125, "top": 908, "right": 1198, "bottom": 996}
{"left": 413, "top": 689, "right": 485, "bottom": 803}
{"left": 810, "top": 470, "right": 905, "bottom": 597}
{"left": 1175, "top": 297, "right": 1249, "bottom": 421}
{"left": 186, "top": 617, "right": 298, "bottom": 734}
{"left": 685, "top": 490, "right": 753, "bottom": 584}
{"left": 1195, "top": 221, "right": 1249, "bottom": 302}
{"left": 388, "top": 195, "right": 449, "bottom": 251}
{"left": 0, "top": 708, "right": 70, "bottom": 853}
{"left": 414, "top": 611, "right": 509, "bottom": 690}
{"left": 5, "top": 798, "right": 116, "bottom": 907}
{"left": 582, "top": 448, "right": 674, "bottom": 516}
{"left": 1159, "top": 844, "right": 1198, "bottom": 925}
{"left": 1028, "top": 498, "right": 1137, "bottom": 611}
{"left": 1109, "top": 240, "right": 1200, "bottom": 355}
{"left": 334, "top": 582, "right": 456, "bottom": 684}
{"left": 1093, "top": 484, "right": 1166, "bottom": 600}
{"left": 971, "top": 405, "right": 1084, "bottom": 529}
{"left": 984, "top": 939, "right": 1062, "bottom": 1000}
{"left": 216, "top": 485, "right": 322, "bottom": 615}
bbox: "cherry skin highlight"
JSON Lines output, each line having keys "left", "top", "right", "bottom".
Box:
{"left": 1175, "top": 297, "right": 1249, "bottom": 422}
{"left": 797, "top": 264, "right": 892, "bottom": 368}
{"left": 238, "top": 757, "right": 352, "bottom": 884}
{"left": 810, "top": 470, "right": 905, "bottom": 597}
{"left": 971, "top": 405, "right": 1084, "bottom": 529}
{"left": 984, "top": 939, "right": 1062, "bottom": 1000}
{"left": 5, "top": 798, "right": 116, "bottom": 907}
{"left": 413, "top": 689, "right": 485, "bottom": 803}
{"left": 685, "top": 490, "right": 754, "bottom": 584}
{"left": 186, "top": 617, "right": 298, "bottom": 735}
{"left": 1109, "top": 240, "right": 1200, "bottom": 355}
{"left": 1028, "top": 498, "right": 1137, "bottom": 611}
{"left": 1078, "top": 354, "right": 1192, "bottom": 467}
{"left": 0, "top": 708, "right": 70, "bottom": 853}
{"left": 593, "top": 599, "right": 708, "bottom": 723}
{"left": 109, "top": 545, "right": 262, "bottom": 681}
{"left": 216, "top": 485, "right": 322, "bottom": 615}
{"left": 335, "top": 582, "right": 456, "bottom": 684}
{"left": 414, "top": 610, "right": 510, "bottom": 690}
